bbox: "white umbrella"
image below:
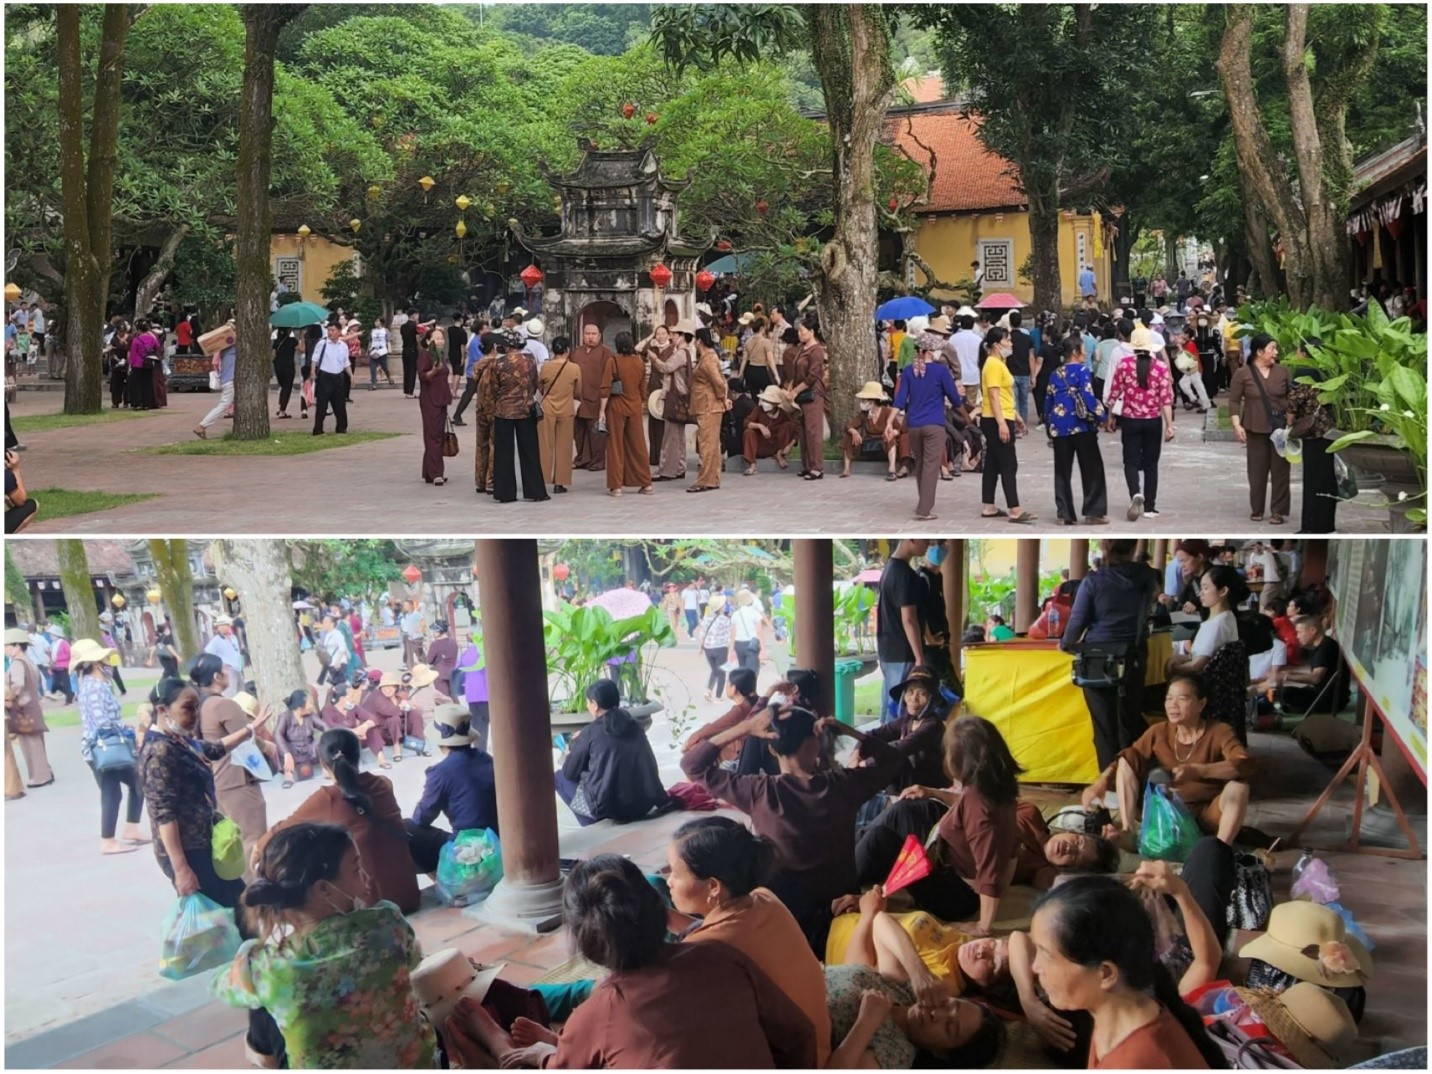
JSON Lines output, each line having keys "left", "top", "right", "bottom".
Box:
{"left": 586, "top": 588, "right": 655, "bottom": 621}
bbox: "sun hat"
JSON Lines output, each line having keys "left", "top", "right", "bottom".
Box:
{"left": 673, "top": 318, "right": 698, "bottom": 335}
{"left": 647, "top": 387, "right": 667, "bottom": 421}
{"left": 213, "top": 615, "right": 234, "bottom": 627}
{"left": 70, "top": 638, "right": 117, "bottom": 667}
{"left": 46, "top": 623, "right": 65, "bottom": 639}
{"left": 926, "top": 315, "right": 953, "bottom": 335}
{"left": 432, "top": 704, "right": 481, "bottom": 747}
{"left": 735, "top": 590, "right": 753, "bottom": 608}
{"left": 5, "top": 628, "right": 31, "bottom": 646}
{"left": 407, "top": 663, "right": 439, "bottom": 689}
{"left": 233, "top": 692, "right": 259, "bottom": 719}
{"left": 854, "top": 380, "right": 887, "bottom": 401}
{"left": 378, "top": 671, "right": 404, "bottom": 689}
{"left": 955, "top": 306, "right": 976, "bottom": 319}
{"left": 1233, "top": 984, "right": 1358, "bottom": 1070}
{"left": 411, "top": 949, "right": 507, "bottom": 1032}
{"left": 889, "top": 665, "right": 941, "bottom": 701}
{"left": 523, "top": 318, "right": 544, "bottom": 337}
{"left": 694, "top": 302, "right": 712, "bottom": 317}
{"left": 500, "top": 328, "right": 526, "bottom": 351}
{"left": 1238, "top": 901, "right": 1372, "bottom": 989}
{"left": 738, "top": 312, "right": 754, "bottom": 325}
{"left": 510, "top": 307, "right": 529, "bottom": 320}
{"left": 757, "top": 385, "right": 794, "bottom": 411}
{"left": 706, "top": 595, "right": 726, "bottom": 617}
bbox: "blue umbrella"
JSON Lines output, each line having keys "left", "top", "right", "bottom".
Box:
{"left": 875, "top": 296, "right": 935, "bottom": 320}
{"left": 268, "top": 302, "right": 330, "bottom": 328}
{"left": 705, "top": 252, "right": 758, "bottom": 275}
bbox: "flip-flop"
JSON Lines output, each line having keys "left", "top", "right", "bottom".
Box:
{"left": 1009, "top": 512, "right": 1038, "bottom": 524}
{"left": 886, "top": 472, "right": 898, "bottom": 481}
{"left": 192, "top": 427, "right": 207, "bottom": 440}
{"left": 639, "top": 487, "right": 655, "bottom": 495}
{"left": 981, "top": 509, "right": 1008, "bottom": 519}
{"left": 686, "top": 485, "right": 717, "bottom": 493}
{"left": 102, "top": 845, "right": 139, "bottom": 856}
{"left": 379, "top": 761, "right": 392, "bottom": 770}
{"left": 123, "top": 836, "right": 153, "bottom": 845}
{"left": 915, "top": 514, "right": 938, "bottom": 522}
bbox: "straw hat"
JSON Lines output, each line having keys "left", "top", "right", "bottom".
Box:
{"left": 213, "top": 615, "right": 233, "bottom": 627}
{"left": 432, "top": 704, "right": 481, "bottom": 747}
{"left": 672, "top": 318, "right": 698, "bottom": 336}
{"left": 523, "top": 317, "right": 544, "bottom": 337}
{"left": 405, "top": 663, "right": 437, "bottom": 689}
{"left": 706, "top": 595, "right": 726, "bottom": 617}
{"left": 955, "top": 306, "right": 976, "bottom": 319}
{"left": 233, "top": 692, "right": 259, "bottom": 719}
{"left": 1239, "top": 901, "right": 1372, "bottom": 988}
{"left": 757, "top": 384, "right": 795, "bottom": 411}
{"left": 411, "top": 949, "right": 506, "bottom": 1033}
{"left": 1233, "top": 984, "right": 1358, "bottom": 1070}
{"left": 854, "top": 380, "right": 887, "bottom": 401}
{"left": 5, "top": 628, "right": 31, "bottom": 646}
{"left": 735, "top": 590, "right": 753, "bottom": 608}
{"left": 378, "top": 671, "right": 403, "bottom": 689}
{"left": 70, "top": 638, "right": 117, "bottom": 667}
{"left": 738, "top": 312, "right": 754, "bottom": 325}
{"left": 647, "top": 388, "right": 667, "bottom": 421}
{"left": 926, "top": 315, "right": 953, "bottom": 335}
{"left": 46, "top": 623, "right": 65, "bottom": 639}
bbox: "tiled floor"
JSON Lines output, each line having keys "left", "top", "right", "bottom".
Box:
{"left": 8, "top": 734, "right": 1424, "bottom": 1069}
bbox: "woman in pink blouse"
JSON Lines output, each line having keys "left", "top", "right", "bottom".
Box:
{"left": 1104, "top": 320, "right": 1175, "bottom": 522}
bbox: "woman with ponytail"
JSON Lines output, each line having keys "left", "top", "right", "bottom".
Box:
{"left": 682, "top": 666, "right": 762, "bottom": 770}
{"left": 1105, "top": 317, "right": 1175, "bottom": 521}
{"left": 251, "top": 729, "right": 419, "bottom": 912}
{"left": 212, "top": 822, "right": 436, "bottom": 1069}
{"left": 1028, "top": 875, "right": 1224, "bottom": 1068}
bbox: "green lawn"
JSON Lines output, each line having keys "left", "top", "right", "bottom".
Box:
{"left": 11, "top": 409, "right": 157, "bottom": 434}
{"left": 141, "top": 430, "right": 400, "bottom": 456}
{"left": 853, "top": 679, "right": 885, "bottom": 718}
{"left": 41, "top": 672, "right": 163, "bottom": 729}
{"left": 1214, "top": 405, "right": 1233, "bottom": 430}
{"left": 29, "top": 488, "right": 159, "bottom": 520}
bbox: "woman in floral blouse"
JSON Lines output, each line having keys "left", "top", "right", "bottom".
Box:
{"left": 74, "top": 638, "right": 146, "bottom": 855}
{"left": 1044, "top": 334, "right": 1109, "bottom": 526}
{"left": 1105, "top": 321, "right": 1175, "bottom": 522}
{"left": 212, "top": 822, "right": 436, "bottom": 1070}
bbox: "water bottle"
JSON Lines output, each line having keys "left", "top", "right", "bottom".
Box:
{"left": 1290, "top": 850, "right": 1315, "bottom": 886}
{"left": 1048, "top": 604, "right": 1062, "bottom": 637}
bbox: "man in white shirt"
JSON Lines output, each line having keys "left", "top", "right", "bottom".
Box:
{"left": 729, "top": 591, "right": 767, "bottom": 672}
{"left": 681, "top": 584, "right": 701, "bottom": 637}
{"left": 204, "top": 615, "right": 245, "bottom": 697}
{"left": 310, "top": 321, "right": 351, "bottom": 435}
{"left": 319, "top": 614, "right": 350, "bottom": 685}
{"left": 29, "top": 306, "right": 45, "bottom": 360}
{"left": 522, "top": 318, "right": 550, "bottom": 365}
{"left": 400, "top": 601, "right": 425, "bottom": 667}
{"left": 27, "top": 628, "right": 53, "bottom": 696}
{"left": 949, "top": 315, "right": 983, "bottom": 407}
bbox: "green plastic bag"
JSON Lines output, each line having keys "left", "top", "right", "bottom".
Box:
{"left": 211, "top": 817, "right": 245, "bottom": 881}
{"left": 1138, "top": 781, "right": 1200, "bottom": 862}
{"left": 159, "top": 893, "right": 241, "bottom": 980}
{"left": 436, "top": 828, "right": 503, "bottom": 907}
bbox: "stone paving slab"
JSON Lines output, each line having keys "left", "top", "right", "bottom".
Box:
{"left": 8, "top": 388, "right": 1392, "bottom": 535}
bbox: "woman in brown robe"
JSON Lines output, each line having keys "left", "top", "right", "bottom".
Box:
{"left": 655, "top": 323, "right": 696, "bottom": 481}
{"left": 192, "top": 654, "right": 268, "bottom": 876}
{"left": 638, "top": 325, "right": 675, "bottom": 467}
{"left": 600, "top": 331, "right": 654, "bottom": 495}
{"left": 687, "top": 329, "right": 729, "bottom": 493}
{"left": 419, "top": 328, "right": 453, "bottom": 485}
{"left": 788, "top": 318, "right": 829, "bottom": 480}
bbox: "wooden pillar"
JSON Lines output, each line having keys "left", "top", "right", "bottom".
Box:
{"left": 1153, "top": 539, "right": 1170, "bottom": 570}
{"left": 1300, "top": 540, "right": 1329, "bottom": 588}
{"left": 1135, "top": 538, "right": 1149, "bottom": 560}
{"left": 793, "top": 540, "right": 835, "bottom": 692}
{"left": 1015, "top": 540, "right": 1040, "bottom": 633}
{"left": 944, "top": 540, "right": 966, "bottom": 671}
{"left": 1380, "top": 735, "right": 1427, "bottom": 817}
{"left": 1069, "top": 540, "right": 1090, "bottom": 580}
{"left": 474, "top": 539, "right": 563, "bottom": 928}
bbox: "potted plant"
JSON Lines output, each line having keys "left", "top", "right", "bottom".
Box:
{"left": 1242, "top": 299, "right": 1428, "bottom": 529}
{"left": 542, "top": 602, "right": 676, "bottom": 728}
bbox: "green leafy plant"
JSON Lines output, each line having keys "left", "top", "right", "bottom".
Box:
{"left": 967, "top": 568, "right": 1065, "bottom": 626}
{"left": 543, "top": 603, "right": 676, "bottom": 711}
{"left": 834, "top": 585, "right": 876, "bottom": 655}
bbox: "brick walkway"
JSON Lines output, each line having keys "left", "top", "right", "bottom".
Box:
{"left": 9, "top": 388, "right": 1392, "bottom": 535}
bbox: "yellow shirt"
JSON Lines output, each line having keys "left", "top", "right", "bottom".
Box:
{"left": 825, "top": 911, "right": 970, "bottom": 992}
{"left": 980, "top": 353, "right": 1014, "bottom": 405}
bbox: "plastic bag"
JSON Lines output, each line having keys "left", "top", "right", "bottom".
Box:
{"left": 1137, "top": 781, "right": 1200, "bottom": 862}
{"left": 1325, "top": 900, "right": 1375, "bottom": 951}
{"left": 436, "top": 828, "right": 504, "bottom": 907}
{"left": 159, "top": 893, "right": 241, "bottom": 981}
{"left": 1290, "top": 857, "right": 1339, "bottom": 903}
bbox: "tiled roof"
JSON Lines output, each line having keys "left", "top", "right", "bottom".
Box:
{"left": 899, "top": 73, "right": 947, "bottom": 104}
{"left": 8, "top": 540, "right": 137, "bottom": 579}
{"left": 885, "top": 108, "right": 1026, "bottom": 214}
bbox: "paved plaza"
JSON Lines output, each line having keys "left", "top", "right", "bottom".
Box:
{"left": 10, "top": 386, "right": 1392, "bottom": 535}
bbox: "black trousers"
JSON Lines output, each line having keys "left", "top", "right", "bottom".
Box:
{"left": 273, "top": 355, "right": 295, "bottom": 413}
{"left": 90, "top": 761, "right": 143, "bottom": 839}
{"left": 312, "top": 370, "right": 348, "bottom": 434}
{"left": 1300, "top": 436, "right": 1338, "bottom": 533}
{"left": 979, "top": 417, "right": 1021, "bottom": 509}
{"left": 111, "top": 666, "right": 126, "bottom": 694}
{"left": 734, "top": 638, "right": 760, "bottom": 672}
{"left": 402, "top": 349, "right": 418, "bottom": 395}
{"left": 703, "top": 648, "right": 727, "bottom": 695}
{"left": 1181, "top": 835, "right": 1234, "bottom": 936}
{"left": 407, "top": 821, "right": 453, "bottom": 874}
{"left": 452, "top": 377, "right": 478, "bottom": 422}
{"left": 467, "top": 701, "right": 490, "bottom": 748}
{"left": 1080, "top": 644, "right": 1147, "bottom": 772}
{"left": 491, "top": 417, "right": 547, "bottom": 503}
{"left": 855, "top": 798, "right": 979, "bottom": 922}
{"left": 1119, "top": 417, "right": 1164, "bottom": 511}
{"left": 1052, "top": 432, "right": 1108, "bottom": 521}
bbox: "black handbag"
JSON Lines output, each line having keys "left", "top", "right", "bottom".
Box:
{"left": 1228, "top": 851, "right": 1274, "bottom": 930}
{"left": 794, "top": 387, "right": 816, "bottom": 405}
{"left": 1069, "top": 644, "right": 1129, "bottom": 689}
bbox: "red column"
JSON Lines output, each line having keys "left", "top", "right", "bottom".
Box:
{"left": 474, "top": 540, "right": 563, "bottom": 928}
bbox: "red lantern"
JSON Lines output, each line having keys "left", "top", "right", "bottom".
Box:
{"left": 695, "top": 269, "right": 716, "bottom": 293}
{"left": 648, "top": 262, "right": 672, "bottom": 289}
{"left": 645, "top": 112, "right": 658, "bottom": 125}
{"left": 888, "top": 197, "right": 899, "bottom": 213}
{"left": 715, "top": 239, "right": 732, "bottom": 252}
{"left": 756, "top": 199, "right": 769, "bottom": 215}
{"left": 402, "top": 564, "right": 422, "bottom": 585}
{"left": 520, "top": 264, "right": 544, "bottom": 289}
{"left": 621, "top": 102, "right": 636, "bottom": 119}
{"left": 553, "top": 563, "right": 570, "bottom": 582}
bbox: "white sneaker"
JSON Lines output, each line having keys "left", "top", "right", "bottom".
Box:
{"left": 1143, "top": 510, "right": 1161, "bottom": 519}
{"left": 1126, "top": 493, "right": 1145, "bottom": 521}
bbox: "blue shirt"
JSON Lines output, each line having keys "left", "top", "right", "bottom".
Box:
{"left": 466, "top": 333, "right": 482, "bottom": 375}
{"left": 892, "top": 362, "right": 962, "bottom": 428}
{"left": 218, "top": 345, "right": 237, "bottom": 386}
{"left": 1061, "top": 564, "right": 1159, "bottom": 649}
{"left": 1078, "top": 268, "right": 1097, "bottom": 296}
{"left": 1043, "top": 361, "right": 1104, "bottom": 438}
{"left": 1164, "top": 560, "right": 1182, "bottom": 598}
{"left": 412, "top": 747, "right": 499, "bottom": 835}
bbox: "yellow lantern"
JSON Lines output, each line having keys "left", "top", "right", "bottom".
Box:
{"left": 349, "top": 218, "right": 362, "bottom": 234}
{"left": 223, "top": 586, "right": 237, "bottom": 601}
{"left": 496, "top": 180, "right": 510, "bottom": 196}
{"left": 146, "top": 589, "right": 162, "bottom": 604}
{"left": 455, "top": 194, "right": 471, "bottom": 213}
{"left": 366, "top": 184, "right": 381, "bottom": 199}
{"left": 455, "top": 218, "right": 468, "bottom": 239}
{"left": 3, "top": 283, "right": 19, "bottom": 304}
{"left": 297, "top": 224, "right": 311, "bottom": 240}
{"left": 418, "top": 175, "right": 436, "bottom": 196}
{"left": 111, "top": 593, "right": 127, "bottom": 610}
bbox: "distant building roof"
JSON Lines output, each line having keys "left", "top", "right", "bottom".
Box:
{"left": 8, "top": 540, "right": 137, "bottom": 580}
{"left": 1349, "top": 134, "right": 1427, "bottom": 207}
{"left": 899, "top": 73, "right": 947, "bottom": 105}
{"left": 884, "top": 106, "right": 1026, "bottom": 214}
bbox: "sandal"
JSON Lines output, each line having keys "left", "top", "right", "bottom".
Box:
{"left": 101, "top": 844, "right": 139, "bottom": 856}
{"left": 940, "top": 472, "right": 954, "bottom": 481}
{"left": 886, "top": 471, "right": 899, "bottom": 482}
{"left": 608, "top": 489, "right": 623, "bottom": 497}
{"left": 744, "top": 466, "right": 758, "bottom": 476}
{"left": 379, "top": 761, "right": 392, "bottom": 770}
{"left": 686, "top": 484, "right": 717, "bottom": 493}
{"left": 192, "top": 426, "right": 207, "bottom": 440}
{"left": 434, "top": 477, "right": 446, "bottom": 486}
{"left": 915, "top": 514, "right": 937, "bottom": 522}
{"left": 393, "top": 753, "right": 404, "bottom": 763}
{"left": 1250, "top": 513, "right": 1264, "bottom": 522}
{"left": 981, "top": 508, "right": 1008, "bottom": 518}
{"left": 1009, "top": 512, "right": 1038, "bottom": 524}
{"left": 1269, "top": 515, "right": 1284, "bottom": 525}
{"left": 639, "top": 486, "right": 654, "bottom": 495}
{"left": 804, "top": 471, "right": 823, "bottom": 481}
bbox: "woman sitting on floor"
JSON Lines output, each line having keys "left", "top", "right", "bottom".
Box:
{"left": 442, "top": 854, "right": 818, "bottom": 1069}
{"left": 1026, "top": 875, "right": 1224, "bottom": 1069}
{"left": 555, "top": 680, "right": 670, "bottom": 826}
{"left": 1080, "top": 672, "right": 1255, "bottom": 846}
{"left": 680, "top": 697, "right": 902, "bottom": 952}
{"left": 681, "top": 667, "right": 768, "bottom": 773}
{"left": 855, "top": 716, "right": 1024, "bottom": 934}
{"left": 855, "top": 664, "right": 953, "bottom": 795}
{"left": 823, "top": 887, "right": 1006, "bottom": 1069}
{"left": 406, "top": 706, "right": 499, "bottom": 875}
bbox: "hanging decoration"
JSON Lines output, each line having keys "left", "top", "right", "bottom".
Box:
{"left": 520, "top": 264, "right": 544, "bottom": 290}
{"left": 648, "top": 262, "right": 672, "bottom": 289}
{"left": 403, "top": 564, "right": 422, "bottom": 585}
{"left": 553, "top": 563, "right": 571, "bottom": 582}
{"left": 695, "top": 269, "right": 716, "bottom": 293}
{"left": 418, "top": 175, "right": 436, "bottom": 201}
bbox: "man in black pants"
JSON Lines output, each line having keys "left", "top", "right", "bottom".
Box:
{"left": 309, "top": 323, "right": 350, "bottom": 435}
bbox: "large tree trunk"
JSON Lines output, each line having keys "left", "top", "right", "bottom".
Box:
{"left": 1237, "top": 169, "right": 1279, "bottom": 299}
{"left": 1027, "top": 176, "right": 1062, "bottom": 314}
{"left": 233, "top": 6, "right": 307, "bottom": 440}
{"left": 56, "top": 5, "right": 130, "bottom": 415}
{"left": 148, "top": 539, "right": 199, "bottom": 661}
{"left": 57, "top": 540, "right": 102, "bottom": 643}
{"left": 213, "top": 540, "right": 307, "bottom": 708}
{"left": 133, "top": 226, "right": 191, "bottom": 320}
{"left": 808, "top": 4, "right": 895, "bottom": 443}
